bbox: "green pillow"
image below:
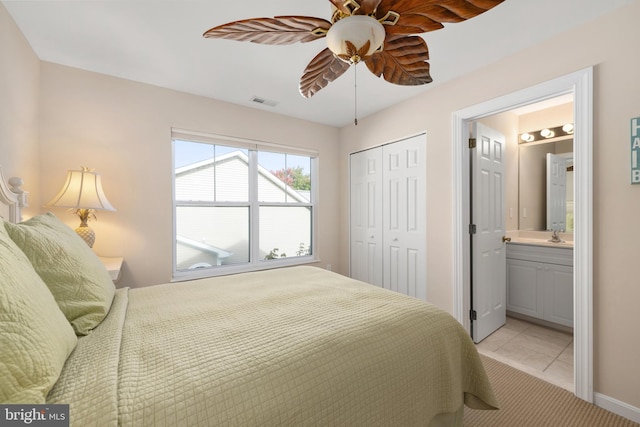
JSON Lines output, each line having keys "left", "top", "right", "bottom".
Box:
{"left": 0, "top": 222, "right": 77, "bottom": 403}
{"left": 5, "top": 212, "right": 115, "bottom": 335}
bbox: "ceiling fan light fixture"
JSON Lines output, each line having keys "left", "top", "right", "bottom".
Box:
{"left": 203, "top": 1, "right": 505, "bottom": 98}
{"left": 326, "top": 15, "right": 385, "bottom": 63}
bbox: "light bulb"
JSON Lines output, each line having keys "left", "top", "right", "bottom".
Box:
{"left": 541, "top": 129, "right": 555, "bottom": 138}
{"left": 562, "top": 123, "right": 574, "bottom": 134}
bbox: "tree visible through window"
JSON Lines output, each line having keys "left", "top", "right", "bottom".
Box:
{"left": 173, "top": 135, "right": 316, "bottom": 278}
{"left": 271, "top": 166, "right": 311, "bottom": 191}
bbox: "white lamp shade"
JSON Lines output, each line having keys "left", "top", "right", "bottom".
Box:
{"left": 46, "top": 168, "right": 116, "bottom": 211}
{"left": 326, "top": 15, "right": 385, "bottom": 62}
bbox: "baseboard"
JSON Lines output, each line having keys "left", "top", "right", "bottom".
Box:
{"left": 594, "top": 392, "right": 640, "bottom": 423}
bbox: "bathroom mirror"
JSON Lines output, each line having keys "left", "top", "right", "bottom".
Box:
{"left": 518, "top": 138, "right": 573, "bottom": 231}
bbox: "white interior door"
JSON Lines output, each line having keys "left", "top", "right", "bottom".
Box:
{"left": 382, "top": 134, "right": 427, "bottom": 300}
{"left": 547, "top": 153, "right": 568, "bottom": 231}
{"left": 471, "top": 122, "right": 506, "bottom": 343}
{"left": 350, "top": 148, "right": 383, "bottom": 286}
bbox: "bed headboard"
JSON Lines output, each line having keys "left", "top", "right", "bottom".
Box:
{"left": 0, "top": 166, "right": 28, "bottom": 223}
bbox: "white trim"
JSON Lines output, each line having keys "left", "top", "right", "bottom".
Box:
{"left": 451, "top": 67, "right": 593, "bottom": 402}
{"left": 594, "top": 393, "right": 640, "bottom": 424}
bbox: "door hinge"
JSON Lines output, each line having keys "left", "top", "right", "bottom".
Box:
{"left": 469, "top": 138, "right": 476, "bottom": 149}
{"left": 469, "top": 224, "right": 477, "bottom": 234}
{"left": 470, "top": 310, "right": 477, "bottom": 321}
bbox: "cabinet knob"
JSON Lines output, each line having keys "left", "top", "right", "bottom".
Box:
{"left": 502, "top": 236, "right": 512, "bottom": 242}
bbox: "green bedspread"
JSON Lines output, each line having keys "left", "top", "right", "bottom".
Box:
{"left": 48, "top": 266, "right": 497, "bottom": 426}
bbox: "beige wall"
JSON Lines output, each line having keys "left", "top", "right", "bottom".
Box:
{"left": 519, "top": 102, "right": 573, "bottom": 132}
{"left": 338, "top": 1, "right": 640, "bottom": 410}
{"left": 36, "top": 62, "right": 341, "bottom": 287}
{"left": 0, "top": 3, "right": 40, "bottom": 217}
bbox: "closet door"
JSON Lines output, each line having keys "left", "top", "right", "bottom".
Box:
{"left": 350, "top": 147, "right": 383, "bottom": 286}
{"left": 383, "top": 134, "right": 427, "bottom": 300}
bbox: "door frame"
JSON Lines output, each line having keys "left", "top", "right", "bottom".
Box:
{"left": 451, "top": 67, "right": 593, "bottom": 402}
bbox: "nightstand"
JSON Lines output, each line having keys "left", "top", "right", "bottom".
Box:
{"left": 99, "top": 256, "right": 124, "bottom": 283}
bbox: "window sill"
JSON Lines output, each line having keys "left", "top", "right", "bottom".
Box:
{"left": 171, "top": 256, "right": 321, "bottom": 282}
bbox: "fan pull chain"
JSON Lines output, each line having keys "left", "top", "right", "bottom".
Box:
{"left": 354, "top": 63, "right": 358, "bottom": 126}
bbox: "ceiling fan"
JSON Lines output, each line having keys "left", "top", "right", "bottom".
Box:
{"left": 204, "top": 0, "right": 505, "bottom": 100}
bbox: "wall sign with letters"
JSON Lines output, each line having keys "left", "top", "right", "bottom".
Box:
{"left": 632, "top": 116, "right": 640, "bottom": 184}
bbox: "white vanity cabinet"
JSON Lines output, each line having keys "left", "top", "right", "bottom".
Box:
{"left": 506, "top": 243, "right": 573, "bottom": 328}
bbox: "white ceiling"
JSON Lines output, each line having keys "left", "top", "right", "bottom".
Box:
{"left": 3, "top": 0, "right": 634, "bottom": 127}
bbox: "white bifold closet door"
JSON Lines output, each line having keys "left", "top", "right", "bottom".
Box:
{"left": 349, "top": 146, "right": 384, "bottom": 287}
{"left": 350, "top": 134, "right": 426, "bottom": 300}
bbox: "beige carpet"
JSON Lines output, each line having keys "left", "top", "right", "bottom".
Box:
{"left": 464, "top": 355, "right": 640, "bottom": 427}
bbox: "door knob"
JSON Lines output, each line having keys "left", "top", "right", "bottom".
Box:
{"left": 502, "top": 236, "right": 512, "bottom": 242}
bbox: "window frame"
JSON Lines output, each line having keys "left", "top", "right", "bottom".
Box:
{"left": 171, "top": 129, "right": 318, "bottom": 281}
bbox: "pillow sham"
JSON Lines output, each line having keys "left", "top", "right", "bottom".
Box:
{"left": 5, "top": 212, "right": 115, "bottom": 335}
{"left": 0, "top": 222, "right": 77, "bottom": 403}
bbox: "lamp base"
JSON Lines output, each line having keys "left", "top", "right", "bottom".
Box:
{"left": 75, "top": 225, "right": 95, "bottom": 248}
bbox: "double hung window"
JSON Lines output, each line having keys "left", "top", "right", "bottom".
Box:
{"left": 172, "top": 130, "right": 316, "bottom": 279}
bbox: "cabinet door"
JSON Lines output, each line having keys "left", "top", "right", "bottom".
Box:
{"left": 350, "top": 148, "right": 383, "bottom": 286}
{"left": 543, "top": 264, "right": 574, "bottom": 327}
{"left": 506, "top": 259, "right": 543, "bottom": 319}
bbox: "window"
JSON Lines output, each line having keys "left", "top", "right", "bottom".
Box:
{"left": 172, "top": 130, "right": 316, "bottom": 279}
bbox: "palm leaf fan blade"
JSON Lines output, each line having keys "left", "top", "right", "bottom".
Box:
{"left": 203, "top": 16, "right": 331, "bottom": 44}
{"left": 299, "top": 48, "right": 351, "bottom": 98}
{"left": 352, "top": 0, "right": 384, "bottom": 15}
{"left": 365, "top": 35, "right": 432, "bottom": 86}
{"left": 376, "top": 0, "right": 504, "bottom": 35}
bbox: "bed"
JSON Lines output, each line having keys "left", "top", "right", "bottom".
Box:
{"left": 0, "top": 168, "right": 498, "bottom": 426}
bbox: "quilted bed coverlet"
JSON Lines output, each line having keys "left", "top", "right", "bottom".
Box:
{"left": 49, "top": 266, "right": 497, "bottom": 426}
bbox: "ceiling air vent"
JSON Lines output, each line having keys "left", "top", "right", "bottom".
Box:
{"left": 250, "top": 96, "right": 279, "bottom": 107}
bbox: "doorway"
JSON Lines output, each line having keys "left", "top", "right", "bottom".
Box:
{"left": 472, "top": 98, "right": 575, "bottom": 391}
{"left": 451, "top": 68, "right": 593, "bottom": 402}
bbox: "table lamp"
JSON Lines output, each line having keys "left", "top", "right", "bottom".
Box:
{"left": 46, "top": 167, "right": 116, "bottom": 247}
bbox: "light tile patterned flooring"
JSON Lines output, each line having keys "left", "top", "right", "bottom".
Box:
{"left": 475, "top": 316, "right": 574, "bottom": 392}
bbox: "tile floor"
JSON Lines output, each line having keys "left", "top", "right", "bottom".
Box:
{"left": 475, "top": 316, "right": 574, "bottom": 392}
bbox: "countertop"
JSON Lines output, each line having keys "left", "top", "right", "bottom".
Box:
{"left": 505, "top": 231, "right": 574, "bottom": 249}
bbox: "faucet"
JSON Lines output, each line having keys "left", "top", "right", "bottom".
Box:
{"left": 549, "top": 230, "right": 564, "bottom": 243}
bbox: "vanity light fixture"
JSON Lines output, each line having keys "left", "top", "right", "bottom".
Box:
{"left": 562, "top": 123, "right": 574, "bottom": 134}
{"left": 518, "top": 123, "right": 574, "bottom": 144}
{"left": 540, "top": 128, "right": 555, "bottom": 138}
{"left": 520, "top": 133, "right": 535, "bottom": 143}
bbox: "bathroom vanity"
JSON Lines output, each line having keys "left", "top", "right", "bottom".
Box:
{"left": 506, "top": 237, "right": 573, "bottom": 329}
